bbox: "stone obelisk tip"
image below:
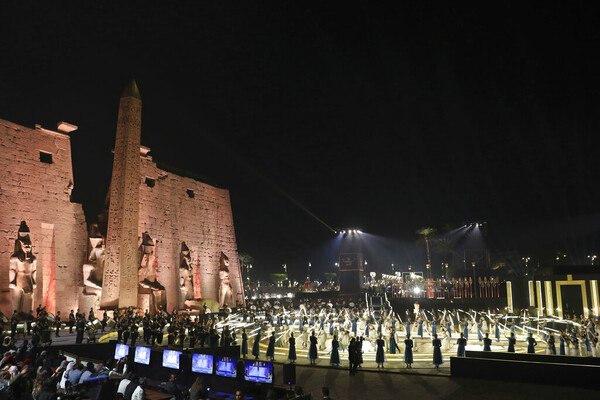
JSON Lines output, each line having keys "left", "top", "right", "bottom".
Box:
{"left": 122, "top": 79, "right": 141, "bottom": 100}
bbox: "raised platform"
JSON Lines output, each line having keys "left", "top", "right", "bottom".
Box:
{"left": 452, "top": 354, "right": 600, "bottom": 390}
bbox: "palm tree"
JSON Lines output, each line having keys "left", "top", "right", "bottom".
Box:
{"left": 416, "top": 227, "right": 436, "bottom": 279}
{"left": 238, "top": 252, "right": 254, "bottom": 281}
{"left": 432, "top": 237, "right": 457, "bottom": 278}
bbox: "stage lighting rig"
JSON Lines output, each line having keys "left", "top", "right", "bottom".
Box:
{"left": 335, "top": 227, "right": 362, "bottom": 236}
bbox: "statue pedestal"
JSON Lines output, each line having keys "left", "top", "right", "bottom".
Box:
{"left": 79, "top": 286, "right": 101, "bottom": 315}
{"left": 184, "top": 298, "right": 219, "bottom": 313}
{"left": 153, "top": 289, "right": 166, "bottom": 312}
{"left": 138, "top": 288, "right": 153, "bottom": 315}
{"left": 138, "top": 287, "right": 166, "bottom": 316}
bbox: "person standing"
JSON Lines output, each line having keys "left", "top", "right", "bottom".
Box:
{"left": 388, "top": 331, "right": 401, "bottom": 354}
{"left": 547, "top": 332, "right": 556, "bottom": 355}
{"left": 101, "top": 310, "right": 108, "bottom": 332}
{"left": 348, "top": 338, "right": 358, "bottom": 375}
{"left": 241, "top": 328, "right": 248, "bottom": 358}
{"left": 330, "top": 334, "right": 340, "bottom": 367}
{"left": 130, "top": 322, "right": 139, "bottom": 348}
{"left": 252, "top": 329, "right": 261, "bottom": 360}
{"left": 309, "top": 330, "right": 318, "bottom": 365}
{"left": 10, "top": 310, "right": 18, "bottom": 339}
{"left": 75, "top": 315, "right": 85, "bottom": 344}
{"left": 494, "top": 319, "right": 501, "bottom": 342}
{"left": 507, "top": 332, "right": 516, "bottom": 353}
{"left": 457, "top": 332, "right": 467, "bottom": 357}
{"left": 26, "top": 310, "right": 34, "bottom": 336}
{"left": 68, "top": 310, "right": 75, "bottom": 334}
{"left": 483, "top": 333, "right": 492, "bottom": 351}
{"left": 375, "top": 333, "right": 385, "bottom": 369}
{"left": 404, "top": 334, "right": 414, "bottom": 368}
{"left": 54, "top": 311, "right": 61, "bottom": 337}
{"left": 527, "top": 332, "right": 537, "bottom": 354}
{"left": 266, "top": 331, "right": 276, "bottom": 361}
{"left": 432, "top": 334, "right": 443, "bottom": 369}
{"left": 288, "top": 332, "right": 297, "bottom": 363}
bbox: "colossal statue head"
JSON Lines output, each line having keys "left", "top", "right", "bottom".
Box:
{"left": 180, "top": 242, "right": 192, "bottom": 270}
{"left": 12, "top": 221, "right": 35, "bottom": 262}
{"left": 219, "top": 252, "right": 230, "bottom": 272}
{"left": 141, "top": 232, "right": 155, "bottom": 255}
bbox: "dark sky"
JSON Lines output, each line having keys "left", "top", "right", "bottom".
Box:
{"left": 2, "top": 3, "right": 600, "bottom": 280}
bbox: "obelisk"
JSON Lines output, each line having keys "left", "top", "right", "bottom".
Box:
{"left": 101, "top": 80, "right": 141, "bottom": 309}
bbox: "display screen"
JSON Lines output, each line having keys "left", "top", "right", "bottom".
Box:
{"left": 134, "top": 346, "right": 151, "bottom": 365}
{"left": 162, "top": 350, "right": 182, "bottom": 369}
{"left": 244, "top": 361, "right": 273, "bottom": 384}
{"left": 214, "top": 356, "right": 237, "bottom": 378}
{"left": 114, "top": 344, "right": 129, "bottom": 360}
{"left": 191, "top": 353, "right": 214, "bottom": 374}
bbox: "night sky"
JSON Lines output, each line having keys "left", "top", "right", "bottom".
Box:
{"left": 2, "top": 3, "right": 600, "bottom": 280}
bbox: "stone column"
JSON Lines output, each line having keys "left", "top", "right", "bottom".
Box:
{"left": 101, "top": 80, "right": 142, "bottom": 309}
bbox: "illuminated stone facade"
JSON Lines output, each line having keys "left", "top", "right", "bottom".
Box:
{"left": 0, "top": 120, "right": 87, "bottom": 317}
{"left": 138, "top": 152, "right": 244, "bottom": 311}
{"left": 0, "top": 82, "right": 243, "bottom": 317}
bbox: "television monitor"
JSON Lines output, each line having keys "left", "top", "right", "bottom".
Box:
{"left": 114, "top": 344, "right": 129, "bottom": 360}
{"left": 244, "top": 361, "right": 273, "bottom": 384}
{"left": 191, "top": 353, "right": 214, "bottom": 374}
{"left": 214, "top": 356, "right": 237, "bottom": 378}
{"left": 162, "top": 350, "right": 182, "bottom": 370}
{"left": 134, "top": 346, "right": 151, "bottom": 365}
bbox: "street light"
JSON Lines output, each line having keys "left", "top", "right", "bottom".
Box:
{"left": 588, "top": 255, "right": 598, "bottom": 265}
{"left": 471, "top": 261, "right": 476, "bottom": 298}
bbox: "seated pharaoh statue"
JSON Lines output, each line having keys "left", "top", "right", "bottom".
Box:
{"left": 180, "top": 242, "right": 194, "bottom": 302}
{"left": 9, "top": 221, "right": 37, "bottom": 314}
{"left": 82, "top": 225, "right": 105, "bottom": 290}
{"left": 138, "top": 232, "right": 165, "bottom": 291}
{"left": 218, "top": 252, "right": 234, "bottom": 306}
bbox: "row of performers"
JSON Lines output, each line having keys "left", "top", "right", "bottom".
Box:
{"left": 389, "top": 276, "right": 502, "bottom": 299}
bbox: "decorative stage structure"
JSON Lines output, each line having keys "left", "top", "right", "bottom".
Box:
{"left": 0, "top": 80, "right": 244, "bottom": 317}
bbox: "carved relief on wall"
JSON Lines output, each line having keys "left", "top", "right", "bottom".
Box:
{"left": 218, "top": 252, "right": 234, "bottom": 307}
{"left": 9, "top": 221, "right": 37, "bottom": 314}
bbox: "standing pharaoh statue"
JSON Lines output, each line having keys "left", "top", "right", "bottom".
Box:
{"left": 9, "top": 221, "right": 37, "bottom": 314}
{"left": 138, "top": 232, "right": 165, "bottom": 291}
{"left": 83, "top": 225, "right": 105, "bottom": 290}
{"left": 179, "top": 242, "right": 194, "bottom": 305}
{"left": 218, "top": 252, "right": 234, "bottom": 307}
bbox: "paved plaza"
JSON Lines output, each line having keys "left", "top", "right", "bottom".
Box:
{"left": 6, "top": 329, "right": 598, "bottom": 399}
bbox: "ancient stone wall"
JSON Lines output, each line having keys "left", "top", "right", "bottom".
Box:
{"left": 0, "top": 120, "right": 87, "bottom": 317}
{"left": 138, "top": 153, "right": 244, "bottom": 311}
